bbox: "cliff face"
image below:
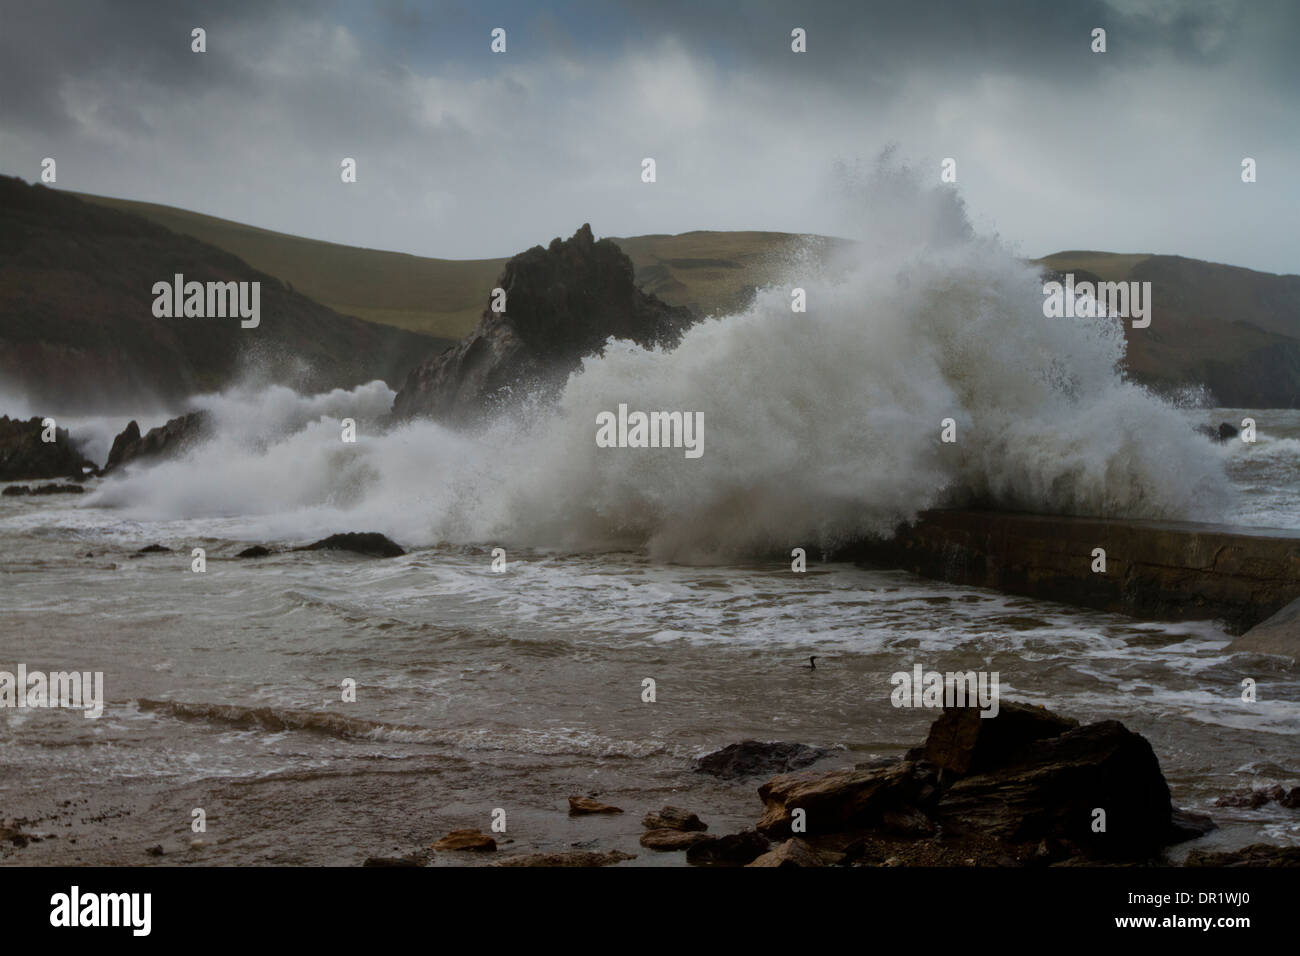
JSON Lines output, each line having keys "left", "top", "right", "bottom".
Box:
{"left": 0, "top": 176, "right": 440, "bottom": 413}
{"left": 391, "top": 224, "right": 696, "bottom": 425}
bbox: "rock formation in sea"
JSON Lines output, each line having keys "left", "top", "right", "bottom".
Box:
{"left": 104, "top": 412, "right": 210, "bottom": 472}
{"left": 0, "top": 415, "right": 96, "bottom": 481}
{"left": 390, "top": 223, "right": 695, "bottom": 425}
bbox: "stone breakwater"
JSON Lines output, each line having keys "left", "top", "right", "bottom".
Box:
{"left": 848, "top": 509, "right": 1300, "bottom": 638}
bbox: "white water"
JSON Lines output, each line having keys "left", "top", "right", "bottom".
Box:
{"left": 73, "top": 162, "right": 1234, "bottom": 561}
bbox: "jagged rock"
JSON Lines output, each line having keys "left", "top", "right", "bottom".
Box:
{"left": 1169, "top": 808, "right": 1218, "bottom": 843}
{"left": 694, "top": 740, "right": 829, "bottom": 779}
{"left": 747, "top": 838, "right": 840, "bottom": 868}
{"left": 0, "top": 416, "right": 96, "bottom": 481}
{"left": 296, "top": 533, "right": 405, "bottom": 558}
{"left": 391, "top": 224, "right": 695, "bottom": 424}
{"left": 2, "top": 483, "right": 85, "bottom": 496}
{"left": 104, "top": 412, "right": 209, "bottom": 472}
{"left": 430, "top": 829, "right": 496, "bottom": 852}
{"left": 237, "top": 546, "right": 272, "bottom": 558}
{"left": 639, "top": 829, "right": 714, "bottom": 851}
{"left": 922, "top": 700, "right": 1079, "bottom": 777}
{"left": 642, "top": 806, "right": 707, "bottom": 832}
{"left": 685, "top": 830, "right": 771, "bottom": 867}
{"left": 1184, "top": 844, "right": 1300, "bottom": 867}
{"left": 496, "top": 850, "right": 634, "bottom": 867}
{"left": 568, "top": 795, "right": 623, "bottom": 815}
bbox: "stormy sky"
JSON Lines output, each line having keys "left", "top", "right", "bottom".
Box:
{"left": 2, "top": 0, "right": 1297, "bottom": 272}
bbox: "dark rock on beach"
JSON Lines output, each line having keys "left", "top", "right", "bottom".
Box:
{"left": 391, "top": 223, "right": 695, "bottom": 425}
{"left": 296, "top": 533, "right": 405, "bottom": 558}
{"left": 0, "top": 416, "right": 96, "bottom": 481}
{"left": 1195, "top": 421, "right": 1240, "bottom": 442}
{"left": 135, "top": 544, "right": 171, "bottom": 554}
{"left": 694, "top": 740, "right": 830, "bottom": 780}
{"left": 753, "top": 701, "right": 1214, "bottom": 865}
{"left": 105, "top": 412, "right": 209, "bottom": 472}
{"left": 237, "top": 545, "right": 272, "bottom": 558}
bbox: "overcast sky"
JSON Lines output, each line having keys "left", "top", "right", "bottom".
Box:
{"left": 3, "top": 0, "right": 1297, "bottom": 273}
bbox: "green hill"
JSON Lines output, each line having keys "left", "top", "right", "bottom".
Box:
{"left": 34, "top": 192, "right": 1300, "bottom": 409}
{"left": 0, "top": 177, "right": 441, "bottom": 413}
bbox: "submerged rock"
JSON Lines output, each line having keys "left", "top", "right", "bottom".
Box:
{"left": 135, "top": 544, "right": 172, "bottom": 554}
{"left": 1184, "top": 844, "right": 1300, "bottom": 867}
{"left": 1195, "top": 421, "right": 1240, "bottom": 442}
{"left": 237, "top": 545, "right": 272, "bottom": 558}
{"left": 568, "top": 795, "right": 624, "bottom": 815}
{"left": 430, "top": 829, "right": 496, "bottom": 852}
{"left": 296, "top": 533, "right": 405, "bottom": 558}
{"left": 0, "top": 416, "right": 96, "bottom": 481}
{"left": 496, "top": 850, "right": 635, "bottom": 867}
{"left": 642, "top": 806, "right": 707, "bottom": 832}
{"left": 695, "top": 740, "right": 830, "bottom": 780}
{"left": 105, "top": 411, "right": 209, "bottom": 472}
{"left": 639, "top": 829, "right": 714, "bottom": 852}
{"left": 391, "top": 224, "right": 695, "bottom": 425}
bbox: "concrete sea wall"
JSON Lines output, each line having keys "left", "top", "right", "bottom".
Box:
{"left": 849, "top": 509, "right": 1300, "bottom": 637}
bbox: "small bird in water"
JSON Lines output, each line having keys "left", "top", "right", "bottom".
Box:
{"left": 802, "top": 656, "right": 818, "bottom": 670}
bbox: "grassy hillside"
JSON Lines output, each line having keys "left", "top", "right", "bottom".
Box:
{"left": 60, "top": 193, "right": 1300, "bottom": 407}
{"left": 74, "top": 192, "right": 849, "bottom": 337}
{"left": 0, "top": 178, "right": 442, "bottom": 413}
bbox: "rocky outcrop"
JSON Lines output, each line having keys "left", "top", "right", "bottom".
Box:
{"left": 391, "top": 224, "right": 695, "bottom": 424}
{"left": 295, "top": 533, "right": 405, "bottom": 558}
{"left": 747, "top": 838, "right": 843, "bottom": 868}
{"left": 754, "top": 702, "right": 1212, "bottom": 865}
{"left": 0, "top": 416, "right": 95, "bottom": 481}
{"left": 850, "top": 509, "right": 1300, "bottom": 634}
{"left": 1214, "top": 785, "right": 1300, "bottom": 809}
{"left": 104, "top": 412, "right": 209, "bottom": 472}
{"left": 694, "top": 740, "right": 829, "bottom": 779}
{"left": 1228, "top": 595, "right": 1300, "bottom": 659}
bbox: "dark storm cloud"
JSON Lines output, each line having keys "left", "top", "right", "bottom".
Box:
{"left": 0, "top": 0, "right": 1296, "bottom": 272}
